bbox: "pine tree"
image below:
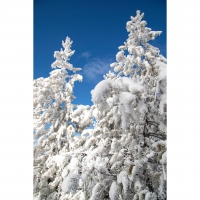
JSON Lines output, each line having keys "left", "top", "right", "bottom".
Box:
{"left": 33, "top": 37, "right": 93, "bottom": 200}
{"left": 78, "top": 10, "right": 167, "bottom": 199}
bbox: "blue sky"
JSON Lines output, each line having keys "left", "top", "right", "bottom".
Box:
{"left": 34, "top": 0, "right": 166, "bottom": 106}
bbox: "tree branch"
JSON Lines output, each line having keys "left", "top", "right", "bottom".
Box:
{"left": 147, "top": 132, "right": 166, "bottom": 140}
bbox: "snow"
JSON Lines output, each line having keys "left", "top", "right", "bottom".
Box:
{"left": 120, "top": 104, "right": 129, "bottom": 129}
{"left": 145, "top": 192, "right": 152, "bottom": 200}
{"left": 72, "top": 105, "right": 89, "bottom": 116}
{"left": 91, "top": 79, "right": 111, "bottom": 104}
{"left": 109, "top": 181, "right": 119, "bottom": 200}
{"left": 90, "top": 183, "right": 103, "bottom": 200}
{"left": 117, "top": 170, "right": 129, "bottom": 193}
{"left": 158, "top": 120, "right": 166, "bottom": 133}
{"left": 50, "top": 155, "right": 66, "bottom": 168}
{"left": 119, "top": 92, "right": 136, "bottom": 106}
{"left": 160, "top": 151, "right": 167, "bottom": 165}
{"left": 136, "top": 100, "right": 147, "bottom": 114}
{"left": 155, "top": 60, "right": 167, "bottom": 82}
{"left": 61, "top": 174, "right": 80, "bottom": 194}
{"left": 116, "top": 51, "right": 125, "bottom": 62}
{"left": 159, "top": 93, "right": 166, "bottom": 116}
{"left": 146, "top": 151, "right": 155, "bottom": 159}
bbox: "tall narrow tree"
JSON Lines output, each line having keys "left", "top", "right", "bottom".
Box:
{"left": 33, "top": 37, "right": 93, "bottom": 200}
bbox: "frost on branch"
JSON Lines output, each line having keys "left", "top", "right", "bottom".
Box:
{"left": 34, "top": 10, "right": 167, "bottom": 200}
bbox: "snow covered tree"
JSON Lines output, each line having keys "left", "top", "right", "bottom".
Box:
{"left": 33, "top": 10, "right": 167, "bottom": 200}
{"left": 33, "top": 37, "right": 93, "bottom": 200}
{"left": 73, "top": 10, "right": 167, "bottom": 200}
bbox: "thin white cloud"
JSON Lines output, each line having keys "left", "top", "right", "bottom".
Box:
{"left": 81, "top": 51, "right": 92, "bottom": 59}
{"left": 83, "top": 58, "right": 113, "bottom": 81}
